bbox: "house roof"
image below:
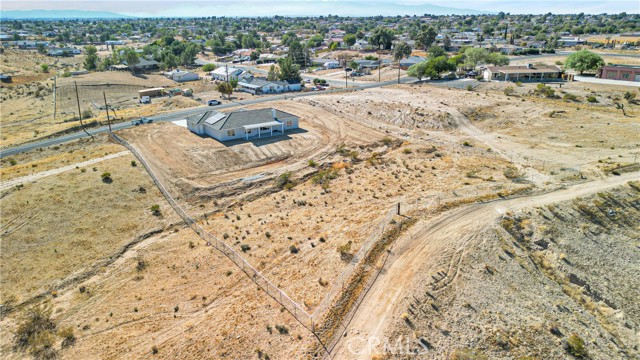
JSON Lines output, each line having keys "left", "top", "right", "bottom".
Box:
{"left": 211, "top": 67, "right": 241, "bottom": 75}
{"left": 187, "top": 108, "right": 298, "bottom": 130}
{"left": 123, "top": 58, "right": 159, "bottom": 67}
{"left": 486, "top": 65, "right": 562, "bottom": 74}
{"left": 602, "top": 64, "right": 640, "bottom": 70}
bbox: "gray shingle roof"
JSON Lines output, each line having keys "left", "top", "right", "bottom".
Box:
{"left": 187, "top": 108, "right": 298, "bottom": 130}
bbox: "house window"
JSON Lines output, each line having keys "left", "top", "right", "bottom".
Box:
{"left": 607, "top": 72, "right": 617, "bottom": 79}
{"left": 247, "top": 129, "right": 252, "bottom": 134}
{"left": 260, "top": 127, "right": 269, "bottom": 131}
{"left": 622, "top": 73, "right": 630, "bottom": 79}
{"left": 286, "top": 120, "right": 293, "bottom": 127}
{"left": 227, "top": 129, "right": 235, "bottom": 137}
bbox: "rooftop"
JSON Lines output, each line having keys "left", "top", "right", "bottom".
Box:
{"left": 186, "top": 108, "right": 298, "bottom": 130}
{"left": 486, "top": 65, "right": 562, "bottom": 74}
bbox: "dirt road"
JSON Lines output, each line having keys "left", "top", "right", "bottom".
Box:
{"left": 330, "top": 171, "right": 639, "bottom": 359}
{"left": 0, "top": 151, "right": 129, "bottom": 191}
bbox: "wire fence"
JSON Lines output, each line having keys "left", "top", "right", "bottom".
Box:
{"left": 109, "top": 132, "right": 316, "bottom": 331}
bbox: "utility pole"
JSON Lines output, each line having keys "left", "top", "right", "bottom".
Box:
{"left": 75, "top": 81, "right": 92, "bottom": 139}
{"left": 52, "top": 76, "right": 57, "bottom": 120}
{"left": 103, "top": 91, "right": 112, "bottom": 133}
{"left": 378, "top": 60, "right": 381, "bottom": 82}
{"left": 397, "top": 59, "right": 401, "bottom": 84}
{"left": 225, "top": 63, "right": 229, "bottom": 84}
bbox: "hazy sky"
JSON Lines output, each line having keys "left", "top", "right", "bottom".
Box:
{"left": 2, "top": 0, "right": 638, "bottom": 16}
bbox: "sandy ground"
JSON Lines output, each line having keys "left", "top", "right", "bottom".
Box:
{"left": 332, "top": 173, "right": 639, "bottom": 359}
{"left": 2, "top": 80, "right": 639, "bottom": 360}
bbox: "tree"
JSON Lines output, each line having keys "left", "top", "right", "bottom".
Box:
{"left": 40, "top": 64, "right": 49, "bottom": 73}
{"left": 343, "top": 34, "right": 357, "bottom": 47}
{"left": 416, "top": 27, "right": 437, "bottom": 49}
{"left": 83, "top": 45, "right": 98, "bottom": 71}
{"left": 202, "top": 63, "right": 216, "bottom": 72}
{"left": 122, "top": 47, "right": 139, "bottom": 72}
{"left": 267, "top": 64, "right": 278, "bottom": 81}
{"left": 428, "top": 45, "right": 446, "bottom": 58}
{"left": 393, "top": 41, "right": 412, "bottom": 61}
{"left": 565, "top": 50, "right": 604, "bottom": 75}
{"left": 487, "top": 52, "right": 510, "bottom": 66}
{"left": 407, "top": 61, "right": 429, "bottom": 81}
{"left": 463, "top": 47, "right": 490, "bottom": 69}
{"left": 370, "top": 26, "right": 394, "bottom": 50}
{"left": 216, "top": 82, "right": 233, "bottom": 99}
{"left": 278, "top": 57, "right": 301, "bottom": 82}
{"left": 427, "top": 56, "right": 457, "bottom": 79}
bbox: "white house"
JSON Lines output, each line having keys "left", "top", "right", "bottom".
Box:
{"left": 237, "top": 77, "right": 302, "bottom": 94}
{"left": 323, "top": 61, "right": 340, "bottom": 69}
{"left": 186, "top": 108, "right": 299, "bottom": 142}
{"left": 483, "top": 64, "right": 563, "bottom": 82}
{"left": 166, "top": 69, "right": 199, "bottom": 82}
{"left": 211, "top": 67, "right": 243, "bottom": 81}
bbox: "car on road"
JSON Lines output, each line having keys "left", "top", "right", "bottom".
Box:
{"left": 208, "top": 100, "right": 221, "bottom": 106}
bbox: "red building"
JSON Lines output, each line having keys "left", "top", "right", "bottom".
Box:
{"left": 597, "top": 64, "right": 640, "bottom": 82}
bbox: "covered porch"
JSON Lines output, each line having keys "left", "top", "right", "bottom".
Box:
{"left": 243, "top": 121, "right": 284, "bottom": 140}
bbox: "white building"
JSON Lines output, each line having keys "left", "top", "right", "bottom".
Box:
{"left": 186, "top": 108, "right": 299, "bottom": 142}
{"left": 210, "top": 67, "right": 244, "bottom": 81}
{"left": 166, "top": 69, "right": 199, "bottom": 82}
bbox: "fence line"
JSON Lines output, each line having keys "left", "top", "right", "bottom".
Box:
{"left": 109, "top": 132, "right": 315, "bottom": 331}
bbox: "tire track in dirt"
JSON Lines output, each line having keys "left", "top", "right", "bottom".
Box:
{"left": 330, "top": 171, "right": 639, "bottom": 359}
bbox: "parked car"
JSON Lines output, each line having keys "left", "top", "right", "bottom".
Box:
{"left": 139, "top": 96, "right": 151, "bottom": 104}
{"left": 208, "top": 99, "right": 221, "bottom": 106}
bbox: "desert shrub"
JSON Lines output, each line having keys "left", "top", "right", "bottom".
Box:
{"left": 101, "top": 171, "right": 112, "bottom": 183}
{"left": 534, "top": 84, "right": 556, "bottom": 98}
{"left": 151, "top": 345, "right": 159, "bottom": 354}
{"left": 61, "top": 71, "right": 72, "bottom": 78}
{"left": 136, "top": 257, "right": 147, "bottom": 272}
{"left": 265, "top": 232, "right": 271, "bottom": 239}
{"left": 563, "top": 93, "right": 579, "bottom": 102}
{"left": 59, "top": 326, "right": 76, "bottom": 348}
{"left": 275, "top": 171, "right": 295, "bottom": 190}
{"left": 8, "top": 158, "right": 17, "bottom": 166}
{"left": 336, "top": 241, "right": 353, "bottom": 261}
{"left": 29, "top": 331, "right": 58, "bottom": 360}
{"left": 450, "top": 348, "right": 489, "bottom": 360}
{"left": 515, "top": 81, "right": 523, "bottom": 87}
{"left": 275, "top": 324, "right": 289, "bottom": 335}
{"left": 586, "top": 95, "right": 598, "bottom": 103}
{"left": 503, "top": 166, "right": 523, "bottom": 179}
{"left": 504, "top": 86, "right": 515, "bottom": 96}
{"left": 150, "top": 204, "right": 161, "bottom": 216}
{"left": 240, "top": 244, "right": 251, "bottom": 252}
{"left": 82, "top": 109, "right": 93, "bottom": 119}
{"left": 131, "top": 160, "right": 137, "bottom": 167}
{"left": 289, "top": 245, "right": 299, "bottom": 254}
{"left": 623, "top": 91, "right": 636, "bottom": 102}
{"left": 462, "top": 141, "right": 473, "bottom": 147}
{"left": 311, "top": 168, "right": 339, "bottom": 188}
{"left": 40, "top": 64, "right": 49, "bottom": 73}
{"left": 307, "top": 159, "right": 317, "bottom": 167}
{"left": 14, "top": 303, "right": 57, "bottom": 354}
{"left": 381, "top": 136, "right": 393, "bottom": 146}
{"left": 566, "top": 333, "right": 588, "bottom": 358}
{"left": 466, "top": 84, "right": 473, "bottom": 91}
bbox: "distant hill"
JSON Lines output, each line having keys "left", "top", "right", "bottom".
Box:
{"left": 0, "top": 10, "right": 134, "bottom": 20}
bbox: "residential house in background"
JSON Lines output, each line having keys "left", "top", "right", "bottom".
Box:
{"left": 211, "top": 66, "right": 244, "bottom": 81}
{"left": 483, "top": 64, "right": 563, "bottom": 82}
{"left": 597, "top": 64, "right": 640, "bottom": 82}
{"left": 186, "top": 108, "right": 299, "bottom": 142}
{"left": 166, "top": 69, "right": 199, "bottom": 82}
{"left": 237, "top": 77, "right": 302, "bottom": 94}
{"left": 399, "top": 56, "right": 426, "bottom": 70}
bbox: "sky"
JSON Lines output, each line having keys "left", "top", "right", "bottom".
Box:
{"left": 1, "top": 0, "right": 638, "bottom": 17}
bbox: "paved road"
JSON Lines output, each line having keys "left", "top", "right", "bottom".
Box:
{"left": 0, "top": 76, "right": 415, "bottom": 159}
{"left": 511, "top": 50, "right": 640, "bottom": 61}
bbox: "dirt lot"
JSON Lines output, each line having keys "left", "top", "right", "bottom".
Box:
{"left": 1, "top": 80, "right": 638, "bottom": 360}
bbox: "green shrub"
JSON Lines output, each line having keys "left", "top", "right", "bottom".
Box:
{"left": 586, "top": 95, "right": 598, "bottom": 103}
{"left": 240, "top": 244, "right": 251, "bottom": 252}
{"left": 563, "top": 93, "right": 579, "bottom": 102}
{"left": 13, "top": 303, "right": 57, "bottom": 353}
{"left": 504, "top": 86, "right": 515, "bottom": 96}
{"left": 150, "top": 204, "right": 161, "bottom": 216}
{"left": 202, "top": 63, "right": 216, "bottom": 72}
{"left": 275, "top": 171, "right": 295, "bottom": 190}
{"left": 289, "top": 245, "right": 299, "bottom": 254}
{"left": 308, "top": 159, "right": 317, "bottom": 167}
{"left": 101, "top": 172, "right": 112, "bottom": 183}
{"left": 566, "top": 333, "right": 588, "bottom": 358}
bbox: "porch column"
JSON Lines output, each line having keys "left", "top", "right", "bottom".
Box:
{"left": 270, "top": 127, "right": 273, "bottom": 136}
{"left": 282, "top": 123, "right": 284, "bottom": 134}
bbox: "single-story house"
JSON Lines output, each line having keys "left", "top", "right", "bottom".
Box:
{"left": 259, "top": 53, "right": 283, "bottom": 63}
{"left": 399, "top": 56, "right": 426, "bottom": 70}
{"left": 166, "top": 69, "right": 199, "bottom": 82}
{"left": 558, "top": 37, "right": 586, "bottom": 47}
{"left": 237, "top": 77, "right": 301, "bottom": 94}
{"left": 48, "top": 47, "right": 81, "bottom": 56}
{"left": 597, "top": 64, "right": 640, "bottom": 82}
{"left": 353, "top": 59, "right": 380, "bottom": 70}
{"left": 211, "top": 67, "right": 243, "bottom": 81}
{"left": 122, "top": 58, "right": 160, "bottom": 72}
{"left": 483, "top": 64, "right": 563, "bottom": 82}
{"left": 186, "top": 108, "right": 299, "bottom": 142}
{"left": 323, "top": 60, "right": 340, "bottom": 69}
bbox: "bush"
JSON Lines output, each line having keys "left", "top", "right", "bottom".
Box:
{"left": 563, "top": 93, "right": 579, "bottom": 102}
{"left": 275, "top": 324, "right": 289, "bottom": 335}
{"left": 131, "top": 160, "right": 137, "bottom": 167}
{"left": 566, "top": 333, "right": 588, "bottom": 358}
{"left": 240, "top": 244, "right": 251, "bottom": 252}
{"left": 275, "top": 171, "right": 295, "bottom": 190}
{"left": 150, "top": 204, "right": 161, "bottom": 216}
{"left": 59, "top": 326, "right": 76, "bottom": 348}
{"left": 61, "top": 71, "right": 72, "bottom": 78}
{"left": 202, "top": 63, "right": 216, "bottom": 72}
{"left": 466, "top": 84, "right": 473, "bottom": 91}
{"left": 13, "top": 303, "right": 57, "bottom": 352}
{"left": 8, "top": 158, "right": 17, "bottom": 166}
{"left": 504, "top": 86, "right": 515, "bottom": 96}
{"left": 82, "top": 109, "right": 93, "bottom": 119}
{"left": 534, "top": 83, "right": 556, "bottom": 98}
{"left": 40, "top": 64, "right": 49, "bottom": 73}
{"left": 307, "top": 159, "right": 317, "bottom": 167}
{"left": 586, "top": 95, "right": 598, "bottom": 103}
{"left": 503, "top": 166, "right": 523, "bottom": 179}
{"left": 289, "top": 245, "right": 299, "bottom": 254}
{"left": 101, "top": 172, "right": 112, "bottom": 183}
